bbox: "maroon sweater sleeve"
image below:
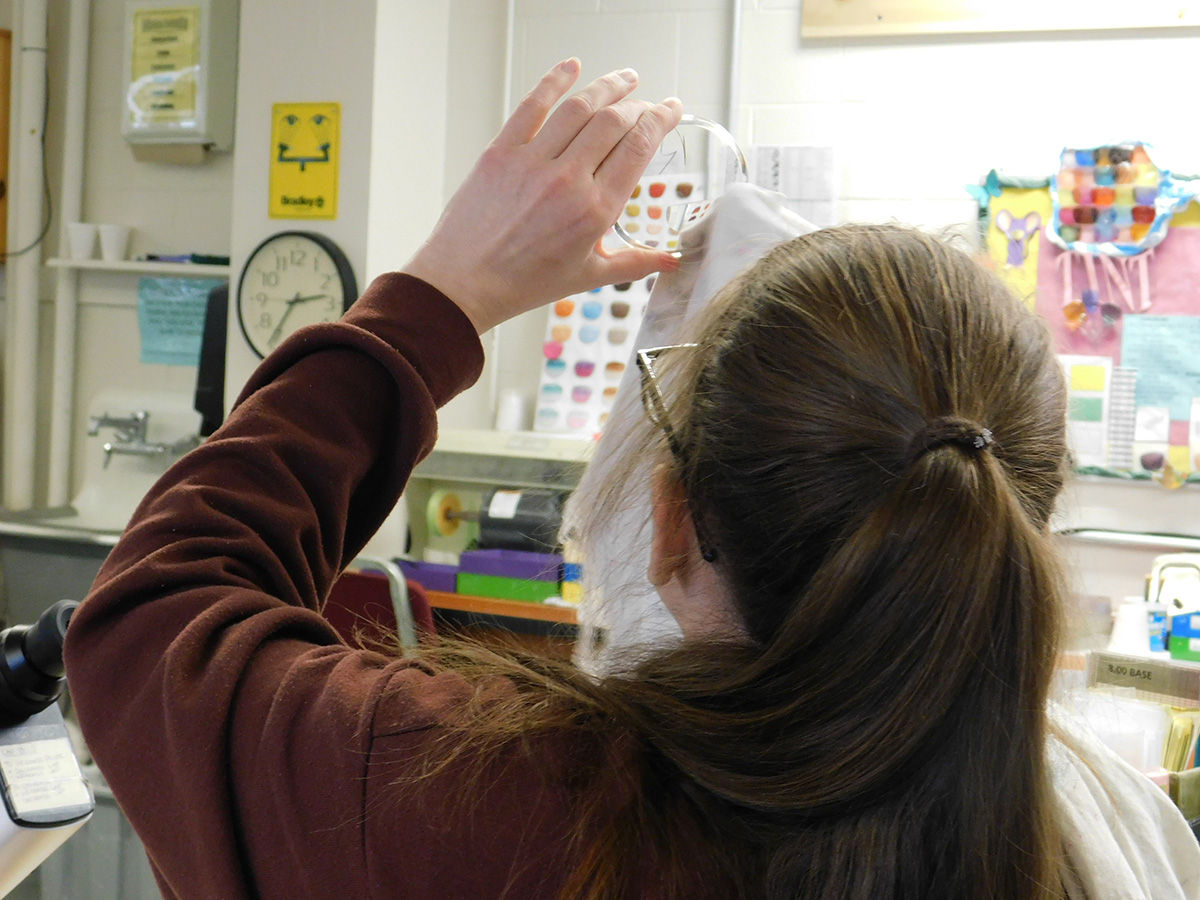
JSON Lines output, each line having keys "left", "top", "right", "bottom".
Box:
{"left": 61, "top": 274, "right": 553, "bottom": 898}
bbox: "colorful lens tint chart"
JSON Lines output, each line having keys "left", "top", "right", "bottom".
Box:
{"left": 534, "top": 270, "right": 662, "bottom": 438}
{"left": 1053, "top": 144, "right": 1160, "bottom": 248}
{"left": 614, "top": 173, "right": 708, "bottom": 253}
{"left": 534, "top": 162, "right": 708, "bottom": 438}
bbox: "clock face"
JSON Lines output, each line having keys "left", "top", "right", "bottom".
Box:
{"left": 237, "top": 231, "right": 357, "bottom": 358}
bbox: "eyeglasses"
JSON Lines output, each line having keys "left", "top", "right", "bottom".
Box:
{"left": 636, "top": 344, "right": 696, "bottom": 462}
{"left": 636, "top": 343, "right": 717, "bottom": 563}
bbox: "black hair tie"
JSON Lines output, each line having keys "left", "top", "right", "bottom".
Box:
{"left": 907, "top": 416, "right": 994, "bottom": 466}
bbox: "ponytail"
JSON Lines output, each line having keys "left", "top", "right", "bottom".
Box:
{"left": 591, "top": 425, "right": 1064, "bottom": 898}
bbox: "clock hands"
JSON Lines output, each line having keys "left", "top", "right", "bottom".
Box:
{"left": 266, "top": 292, "right": 329, "bottom": 347}
{"left": 240, "top": 233, "right": 357, "bottom": 361}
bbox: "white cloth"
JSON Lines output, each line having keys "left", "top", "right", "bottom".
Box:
{"left": 1050, "top": 706, "right": 1200, "bottom": 899}
{"left": 569, "top": 183, "right": 816, "bottom": 674}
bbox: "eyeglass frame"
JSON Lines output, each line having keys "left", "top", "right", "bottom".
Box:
{"left": 635, "top": 343, "right": 718, "bottom": 563}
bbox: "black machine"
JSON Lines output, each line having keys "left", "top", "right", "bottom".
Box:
{"left": 0, "top": 601, "right": 94, "bottom": 895}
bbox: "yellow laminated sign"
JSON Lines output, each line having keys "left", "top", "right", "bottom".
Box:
{"left": 269, "top": 102, "right": 340, "bottom": 219}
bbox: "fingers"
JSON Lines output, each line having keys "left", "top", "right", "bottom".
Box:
{"left": 589, "top": 242, "right": 681, "bottom": 288}
{"left": 560, "top": 96, "right": 654, "bottom": 169}
{"left": 594, "top": 98, "right": 683, "bottom": 196}
{"left": 496, "top": 58, "right": 582, "bottom": 146}
{"left": 531, "top": 68, "right": 641, "bottom": 158}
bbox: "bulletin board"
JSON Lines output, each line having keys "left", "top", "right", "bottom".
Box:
{"left": 973, "top": 160, "right": 1200, "bottom": 486}
{"left": 802, "top": 0, "right": 1200, "bottom": 37}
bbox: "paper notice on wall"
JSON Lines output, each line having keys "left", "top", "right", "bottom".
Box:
{"left": 137, "top": 277, "right": 225, "bottom": 365}
{"left": 1132, "top": 405, "right": 1171, "bottom": 474}
{"left": 1107, "top": 367, "right": 1137, "bottom": 469}
{"left": 1121, "top": 315, "right": 1200, "bottom": 423}
{"left": 1190, "top": 399, "right": 1200, "bottom": 474}
{"left": 749, "top": 145, "right": 837, "bottom": 227}
{"left": 1059, "top": 354, "right": 1111, "bottom": 468}
{"left": 1134, "top": 405, "right": 1171, "bottom": 443}
{"left": 128, "top": 6, "right": 200, "bottom": 127}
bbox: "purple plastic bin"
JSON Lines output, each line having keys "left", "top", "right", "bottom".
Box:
{"left": 397, "top": 560, "right": 459, "bottom": 593}
{"left": 458, "top": 549, "right": 562, "bottom": 583}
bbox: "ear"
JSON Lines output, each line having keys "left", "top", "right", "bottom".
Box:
{"left": 1022, "top": 211, "right": 1042, "bottom": 232}
{"left": 993, "top": 209, "right": 1013, "bottom": 233}
{"left": 648, "top": 466, "right": 697, "bottom": 586}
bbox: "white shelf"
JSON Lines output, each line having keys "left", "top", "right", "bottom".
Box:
{"left": 413, "top": 429, "right": 594, "bottom": 491}
{"left": 1056, "top": 529, "right": 1200, "bottom": 553}
{"left": 46, "top": 257, "right": 230, "bottom": 277}
{"left": 434, "top": 428, "right": 594, "bottom": 463}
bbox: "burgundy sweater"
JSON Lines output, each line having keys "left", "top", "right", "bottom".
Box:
{"left": 64, "top": 275, "right": 606, "bottom": 899}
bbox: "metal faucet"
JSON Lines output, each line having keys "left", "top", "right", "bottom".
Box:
{"left": 87, "top": 410, "right": 200, "bottom": 467}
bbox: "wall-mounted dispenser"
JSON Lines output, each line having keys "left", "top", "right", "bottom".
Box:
{"left": 121, "top": 0, "right": 238, "bottom": 160}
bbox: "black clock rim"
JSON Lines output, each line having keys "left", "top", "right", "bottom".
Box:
{"left": 236, "top": 230, "right": 359, "bottom": 359}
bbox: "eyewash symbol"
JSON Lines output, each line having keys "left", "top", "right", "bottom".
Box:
{"left": 276, "top": 112, "right": 333, "bottom": 172}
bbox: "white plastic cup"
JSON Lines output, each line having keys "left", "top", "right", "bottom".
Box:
{"left": 494, "top": 388, "right": 529, "bottom": 431}
{"left": 1108, "top": 601, "right": 1152, "bottom": 656}
{"left": 66, "top": 222, "right": 97, "bottom": 260}
{"left": 97, "top": 224, "right": 132, "bottom": 262}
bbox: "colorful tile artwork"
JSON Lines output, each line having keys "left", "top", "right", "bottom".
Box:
{"left": 534, "top": 171, "right": 704, "bottom": 438}
{"left": 1053, "top": 144, "right": 1158, "bottom": 247}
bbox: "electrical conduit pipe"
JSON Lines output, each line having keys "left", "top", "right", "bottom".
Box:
{"left": 3, "top": 0, "right": 48, "bottom": 511}
{"left": 47, "top": 0, "right": 92, "bottom": 507}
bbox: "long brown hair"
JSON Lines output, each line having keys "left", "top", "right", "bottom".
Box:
{"left": 418, "top": 225, "right": 1071, "bottom": 899}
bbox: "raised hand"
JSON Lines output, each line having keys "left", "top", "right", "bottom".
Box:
{"left": 402, "top": 59, "right": 682, "bottom": 334}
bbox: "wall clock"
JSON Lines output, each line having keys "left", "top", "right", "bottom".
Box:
{"left": 236, "top": 231, "right": 357, "bottom": 358}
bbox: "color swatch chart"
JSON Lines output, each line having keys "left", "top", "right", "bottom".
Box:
{"left": 1054, "top": 144, "right": 1160, "bottom": 247}
{"left": 534, "top": 274, "right": 656, "bottom": 438}
{"left": 614, "top": 171, "right": 708, "bottom": 252}
{"left": 534, "top": 169, "right": 705, "bottom": 439}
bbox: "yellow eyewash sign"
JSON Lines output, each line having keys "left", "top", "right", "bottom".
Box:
{"left": 129, "top": 7, "right": 200, "bottom": 126}
{"left": 269, "top": 102, "right": 340, "bottom": 219}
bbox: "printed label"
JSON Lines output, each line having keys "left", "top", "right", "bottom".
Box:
{"left": 487, "top": 490, "right": 522, "bottom": 520}
{"left": 0, "top": 739, "right": 91, "bottom": 817}
{"left": 1089, "top": 651, "right": 1200, "bottom": 706}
